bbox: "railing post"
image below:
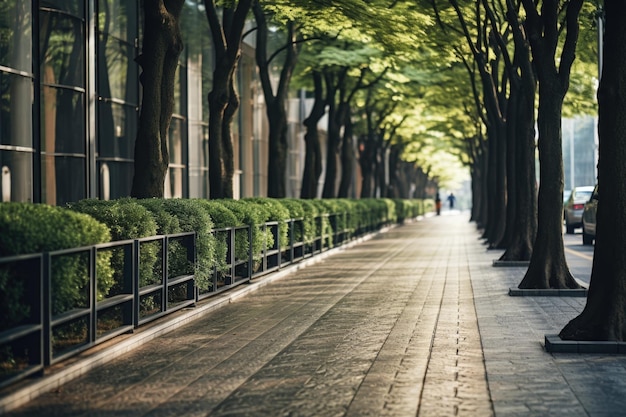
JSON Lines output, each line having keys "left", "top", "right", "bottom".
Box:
{"left": 133, "top": 239, "right": 140, "bottom": 327}
{"left": 90, "top": 246, "right": 97, "bottom": 344}
{"left": 229, "top": 227, "right": 235, "bottom": 284}
{"left": 43, "top": 253, "right": 51, "bottom": 366}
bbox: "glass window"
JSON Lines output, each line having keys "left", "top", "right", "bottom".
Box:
{"left": 188, "top": 122, "right": 208, "bottom": 198}
{"left": 41, "top": 1, "right": 84, "bottom": 17}
{"left": 0, "top": 73, "right": 33, "bottom": 147}
{"left": 98, "top": 102, "right": 137, "bottom": 159}
{"left": 168, "top": 117, "right": 184, "bottom": 165}
{"left": 39, "top": 12, "right": 85, "bottom": 88}
{"left": 98, "top": 160, "right": 132, "bottom": 200}
{"left": 98, "top": 0, "right": 137, "bottom": 43}
{"left": 41, "top": 154, "right": 85, "bottom": 206}
{"left": 40, "top": 86, "right": 85, "bottom": 154}
{"left": 39, "top": 4, "right": 86, "bottom": 205}
{"left": 0, "top": 151, "right": 33, "bottom": 202}
{"left": 181, "top": 1, "right": 211, "bottom": 198}
{"left": 97, "top": 0, "right": 139, "bottom": 200}
{"left": 0, "top": 0, "right": 33, "bottom": 73}
{"left": 98, "top": 37, "right": 137, "bottom": 103}
{"left": 165, "top": 167, "right": 184, "bottom": 199}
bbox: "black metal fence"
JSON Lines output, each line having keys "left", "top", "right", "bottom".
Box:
{"left": 0, "top": 214, "right": 379, "bottom": 389}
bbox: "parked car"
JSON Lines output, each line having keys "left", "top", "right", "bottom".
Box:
{"left": 582, "top": 184, "right": 598, "bottom": 245}
{"left": 564, "top": 185, "right": 595, "bottom": 234}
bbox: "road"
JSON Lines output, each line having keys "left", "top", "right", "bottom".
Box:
{"left": 563, "top": 228, "right": 594, "bottom": 284}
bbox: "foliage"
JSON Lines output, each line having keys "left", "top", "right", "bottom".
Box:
{"left": 155, "top": 199, "right": 216, "bottom": 292}
{"left": 242, "top": 198, "right": 291, "bottom": 249}
{"left": 214, "top": 200, "right": 269, "bottom": 264}
{"left": 281, "top": 199, "right": 317, "bottom": 244}
{"left": 67, "top": 198, "right": 160, "bottom": 288}
{"left": 136, "top": 199, "right": 191, "bottom": 281}
{"left": 0, "top": 202, "right": 112, "bottom": 317}
{"left": 193, "top": 199, "right": 246, "bottom": 275}
{"left": 309, "top": 200, "right": 335, "bottom": 248}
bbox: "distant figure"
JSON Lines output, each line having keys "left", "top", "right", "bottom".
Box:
{"left": 447, "top": 193, "right": 456, "bottom": 209}
{"left": 435, "top": 193, "right": 442, "bottom": 215}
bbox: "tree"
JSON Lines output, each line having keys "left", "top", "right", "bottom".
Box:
{"left": 130, "top": 0, "right": 185, "bottom": 198}
{"left": 204, "top": 0, "right": 253, "bottom": 199}
{"left": 300, "top": 71, "right": 325, "bottom": 199}
{"left": 438, "top": 0, "right": 508, "bottom": 247}
{"left": 253, "top": 3, "right": 300, "bottom": 198}
{"left": 560, "top": 1, "right": 626, "bottom": 340}
{"left": 494, "top": 0, "right": 538, "bottom": 261}
{"left": 517, "top": 0, "right": 584, "bottom": 289}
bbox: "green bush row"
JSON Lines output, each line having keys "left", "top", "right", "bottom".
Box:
{"left": 0, "top": 197, "right": 429, "bottom": 331}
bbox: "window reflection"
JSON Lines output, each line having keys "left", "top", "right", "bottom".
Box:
{"left": 39, "top": 5, "right": 86, "bottom": 205}
{"left": 0, "top": 0, "right": 32, "bottom": 72}
{"left": 41, "top": 154, "right": 84, "bottom": 206}
{"left": 97, "top": 0, "right": 138, "bottom": 200}
{"left": 181, "top": 1, "right": 211, "bottom": 198}
{"left": 0, "top": 0, "right": 33, "bottom": 203}
{"left": 39, "top": 11, "right": 85, "bottom": 88}
{"left": 0, "top": 152, "right": 32, "bottom": 202}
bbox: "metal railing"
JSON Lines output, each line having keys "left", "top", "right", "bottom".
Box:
{"left": 0, "top": 213, "right": 381, "bottom": 389}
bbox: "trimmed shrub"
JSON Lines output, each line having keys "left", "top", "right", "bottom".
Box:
{"left": 0, "top": 202, "right": 112, "bottom": 319}
{"left": 155, "top": 199, "right": 216, "bottom": 292}
{"left": 277, "top": 199, "right": 306, "bottom": 243}
{"left": 290, "top": 199, "right": 317, "bottom": 244}
{"left": 193, "top": 199, "right": 245, "bottom": 275}
{"left": 309, "top": 200, "right": 334, "bottom": 248}
{"left": 136, "top": 199, "right": 191, "bottom": 280}
{"left": 243, "top": 198, "right": 290, "bottom": 250}
{"left": 216, "top": 200, "right": 269, "bottom": 264}
{"left": 67, "top": 198, "right": 160, "bottom": 289}
{"left": 136, "top": 199, "right": 182, "bottom": 235}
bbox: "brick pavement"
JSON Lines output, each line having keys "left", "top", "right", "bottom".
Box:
{"left": 3, "top": 213, "right": 626, "bottom": 416}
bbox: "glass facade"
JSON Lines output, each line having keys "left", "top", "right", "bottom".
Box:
{"left": 0, "top": 0, "right": 34, "bottom": 202}
{"left": 97, "top": 0, "right": 139, "bottom": 200}
{"left": 0, "top": 0, "right": 307, "bottom": 206}
{"left": 39, "top": 3, "right": 87, "bottom": 206}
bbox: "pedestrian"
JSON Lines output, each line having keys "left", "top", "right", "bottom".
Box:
{"left": 447, "top": 193, "right": 456, "bottom": 209}
{"left": 435, "top": 193, "right": 442, "bottom": 215}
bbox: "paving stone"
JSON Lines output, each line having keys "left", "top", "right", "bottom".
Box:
{"left": 5, "top": 214, "right": 626, "bottom": 416}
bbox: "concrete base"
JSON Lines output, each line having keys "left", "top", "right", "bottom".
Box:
{"left": 545, "top": 334, "right": 626, "bottom": 353}
{"left": 508, "top": 288, "right": 588, "bottom": 297}
{"left": 492, "top": 260, "right": 530, "bottom": 267}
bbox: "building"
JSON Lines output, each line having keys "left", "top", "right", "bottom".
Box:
{"left": 0, "top": 0, "right": 320, "bottom": 205}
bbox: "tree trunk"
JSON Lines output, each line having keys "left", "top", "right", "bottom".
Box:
{"left": 518, "top": 0, "right": 583, "bottom": 288}
{"left": 204, "top": 0, "right": 253, "bottom": 199}
{"left": 518, "top": 84, "right": 579, "bottom": 288}
{"left": 470, "top": 162, "right": 482, "bottom": 223}
{"left": 220, "top": 77, "right": 238, "bottom": 198}
{"left": 322, "top": 71, "right": 348, "bottom": 199}
{"left": 359, "top": 133, "right": 376, "bottom": 198}
{"left": 131, "top": 0, "right": 184, "bottom": 198}
{"left": 253, "top": 5, "right": 298, "bottom": 198}
{"left": 498, "top": 3, "right": 538, "bottom": 261}
{"left": 338, "top": 107, "right": 354, "bottom": 198}
{"left": 300, "top": 72, "right": 325, "bottom": 199}
{"left": 207, "top": 64, "right": 230, "bottom": 199}
{"left": 499, "top": 83, "right": 537, "bottom": 261}
{"left": 496, "top": 84, "right": 519, "bottom": 249}
{"left": 560, "top": 1, "right": 626, "bottom": 340}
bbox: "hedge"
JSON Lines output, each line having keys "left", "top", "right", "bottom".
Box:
{"left": 0, "top": 202, "right": 112, "bottom": 323}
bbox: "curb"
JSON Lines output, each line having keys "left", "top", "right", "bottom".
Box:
{"left": 545, "top": 334, "right": 626, "bottom": 354}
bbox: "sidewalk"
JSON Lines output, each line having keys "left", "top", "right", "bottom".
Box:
{"left": 3, "top": 213, "right": 626, "bottom": 416}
